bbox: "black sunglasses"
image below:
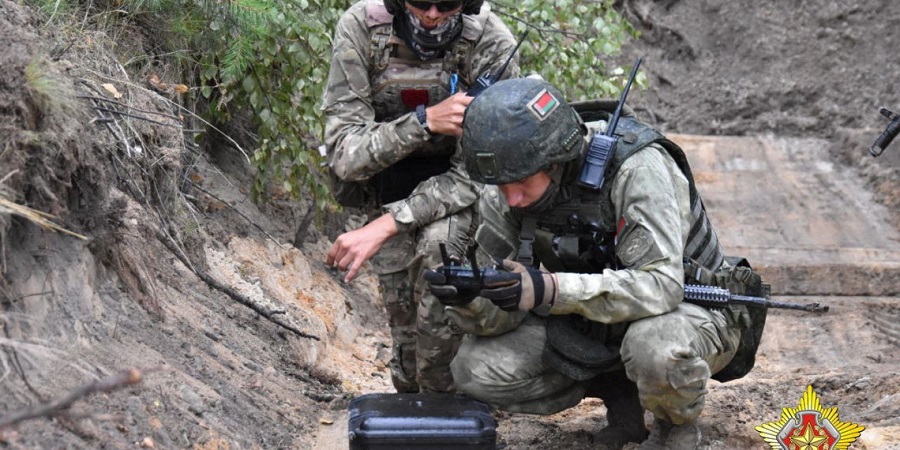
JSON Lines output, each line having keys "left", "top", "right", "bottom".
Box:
{"left": 406, "top": 0, "right": 464, "bottom": 13}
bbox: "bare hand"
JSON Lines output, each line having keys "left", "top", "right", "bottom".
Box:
{"left": 325, "top": 214, "right": 398, "bottom": 283}
{"left": 425, "top": 92, "right": 474, "bottom": 136}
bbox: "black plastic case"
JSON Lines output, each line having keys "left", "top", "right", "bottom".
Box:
{"left": 347, "top": 393, "right": 497, "bottom": 449}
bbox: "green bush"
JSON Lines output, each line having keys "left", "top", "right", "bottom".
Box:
{"left": 493, "top": 0, "right": 642, "bottom": 100}
{"left": 36, "top": 0, "right": 638, "bottom": 212}
{"left": 169, "top": 0, "right": 350, "bottom": 209}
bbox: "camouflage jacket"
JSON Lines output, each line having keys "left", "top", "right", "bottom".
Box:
{"left": 322, "top": 0, "right": 518, "bottom": 232}
{"left": 456, "top": 120, "right": 722, "bottom": 334}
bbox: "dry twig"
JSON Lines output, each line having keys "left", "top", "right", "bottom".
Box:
{"left": 187, "top": 180, "right": 286, "bottom": 250}
{"left": 154, "top": 229, "right": 319, "bottom": 341}
{"left": 0, "top": 369, "right": 143, "bottom": 429}
{"left": 76, "top": 69, "right": 316, "bottom": 340}
{"left": 0, "top": 197, "right": 87, "bottom": 241}
{"left": 89, "top": 106, "right": 183, "bottom": 128}
{"left": 78, "top": 72, "right": 251, "bottom": 164}
{"left": 0, "top": 323, "right": 46, "bottom": 399}
{"left": 75, "top": 95, "right": 183, "bottom": 122}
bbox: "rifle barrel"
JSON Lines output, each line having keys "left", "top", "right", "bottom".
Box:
{"left": 684, "top": 285, "right": 829, "bottom": 313}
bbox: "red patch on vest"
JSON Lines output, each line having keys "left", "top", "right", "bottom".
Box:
{"left": 401, "top": 89, "right": 429, "bottom": 109}
{"left": 615, "top": 216, "right": 627, "bottom": 246}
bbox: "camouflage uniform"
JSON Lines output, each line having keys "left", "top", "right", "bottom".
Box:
{"left": 322, "top": 0, "right": 518, "bottom": 392}
{"left": 449, "top": 117, "right": 745, "bottom": 424}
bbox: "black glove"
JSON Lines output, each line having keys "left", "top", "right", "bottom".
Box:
{"left": 424, "top": 269, "right": 480, "bottom": 307}
{"left": 480, "top": 259, "right": 557, "bottom": 312}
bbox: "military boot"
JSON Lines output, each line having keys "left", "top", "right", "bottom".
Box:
{"left": 389, "top": 358, "right": 419, "bottom": 393}
{"left": 389, "top": 372, "right": 420, "bottom": 393}
{"left": 637, "top": 418, "right": 702, "bottom": 450}
{"left": 584, "top": 371, "right": 648, "bottom": 448}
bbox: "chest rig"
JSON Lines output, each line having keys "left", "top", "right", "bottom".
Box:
{"left": 363, "top": 0, "right": 487, "bottom": 203}
{"left": 517, "top": 113, "right": 724, "bottom": 278}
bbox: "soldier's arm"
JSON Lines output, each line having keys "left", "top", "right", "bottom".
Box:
{"left": 444, "top": 185, "right": 527, "bottom": 334}
{"left": 383, "top": 17, "right": 520, "bottom": 232}
{"left": 551, "top": 144, "right": 687, "bottom": 323}
{"left": 382, "top": 150, "right": 478, "bottom": 233}
{"left": 321, "top": 8, "right": 431, "bottom": 182}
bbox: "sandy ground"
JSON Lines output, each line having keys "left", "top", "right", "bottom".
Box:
{"left": 312, "top": 295, "right": 900, "bottom": 449}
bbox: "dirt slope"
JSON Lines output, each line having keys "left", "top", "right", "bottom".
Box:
{"left": 1, "top": 2, "right": 387, "bottom": 448}
{"left": 620, "top": 0, "right": 899, "bottom": 137}
{"left": 1, "top": 0, "right": 899, "bottom": 449}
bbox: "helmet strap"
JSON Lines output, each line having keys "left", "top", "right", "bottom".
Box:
{"left": 546, "top": 163, "right": 565, "bottom": 184}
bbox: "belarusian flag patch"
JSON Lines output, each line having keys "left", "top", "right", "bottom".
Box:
{"left": 527, "top": 89, "right": 559, "bottom": 121}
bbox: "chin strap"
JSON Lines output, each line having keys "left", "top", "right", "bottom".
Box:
{"left": 516, "top": 215, "right": 538, "bottom": 268}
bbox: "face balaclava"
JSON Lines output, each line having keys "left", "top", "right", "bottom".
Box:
{"left": 394, "top": 7, "right": 463, "bottom": 60}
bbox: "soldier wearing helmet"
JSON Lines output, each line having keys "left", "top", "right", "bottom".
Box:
{"left": 428, "top": 78, "right": 753, "bottom": 449}
{"left": 322, "top": 0, "right": 519, "bottom": 394}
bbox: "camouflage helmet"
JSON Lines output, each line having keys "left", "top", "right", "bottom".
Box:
{"left": 384, "top": 0, "right": 484, "bottom": 16}
{"left": 461, "top": 78, "right": 584, "bottom": 184}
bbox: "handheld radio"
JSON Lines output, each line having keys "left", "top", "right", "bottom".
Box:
{"left": 577, "top": 57, "right": 643, "bottom": 190}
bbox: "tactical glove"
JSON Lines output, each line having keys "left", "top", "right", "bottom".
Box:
{"left": 423, "top": 269, "right": 480, "bottom": 307}
{"left": 480, "top": 259, "right": 557, "bottom": 311}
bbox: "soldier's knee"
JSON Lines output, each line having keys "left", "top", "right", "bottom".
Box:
{"left": 622, "top": 317, "right": 688, "bottom": 387}
{"left": 451, "top": 360, "right": 499, "bottom": 405}
{"left": 623, "top": 330, "right": 711, "bottom": 411}
{"left": 381, "top": 271, "right": 413, "bottom": 302}
{"left": 450, "top": 344, "right": 493, "bottom": 396}
{"left": 622, "top": 319, "right": 666, "bottom": 368}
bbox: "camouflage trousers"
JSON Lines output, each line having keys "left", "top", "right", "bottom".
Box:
{"left": 451, "top": 303, "right": 741, "bottom": 423}
{"left": 370, "top": 207, "right": 474, "bottom": 393}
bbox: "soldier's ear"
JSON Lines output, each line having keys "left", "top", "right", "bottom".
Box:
{"left": 544, "top": 163, "right": 564, "bottom": 183}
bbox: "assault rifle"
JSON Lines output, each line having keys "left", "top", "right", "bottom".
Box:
{"left": 465, "top": 30, "right": 529, "bottom": 98}
{"left": 428, "top": 256, "right": 830, "bottom": 313}
{"left": 869, "top": 107, "right": 900, "bottom": 157}
{"left": 683, "top": 284, "right": 829, "bottom": 313}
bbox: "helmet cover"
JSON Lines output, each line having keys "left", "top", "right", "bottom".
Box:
{"left": 461, "top": 78, "right": 583, "bottom": 184}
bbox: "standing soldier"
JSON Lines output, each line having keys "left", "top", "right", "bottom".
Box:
{"left": 322, "top": 0, "right": 519, "bottom": 393}
{"left": 428, "top": 78, "right": 764, "bottom": 449}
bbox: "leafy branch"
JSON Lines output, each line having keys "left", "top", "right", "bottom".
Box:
{"left": 76, "top": 0, "right": 637, "bottom": 214}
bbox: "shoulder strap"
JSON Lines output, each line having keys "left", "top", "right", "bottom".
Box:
{"left": 571, "top": 99, "right": 636, "bottom": 123}
{"left": 602, "top": 117, "right": 699, "bottom": 200}
{"left": 364, "top": 0, "right": 393, "bottom": 26}
{"left": 460, "top": 2, "right": 489, "bottom": 41}
{"left": 444, "top": 2, "right": 490, "bottom": 82}
{"left": 365, "top": 0, "right": 393, "bottom": 72}
{"left": 569, "top": 116, "right": 673, "bottom": 201}
{"left": 516, "top": 215, "right": 539, "bottom": 268}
